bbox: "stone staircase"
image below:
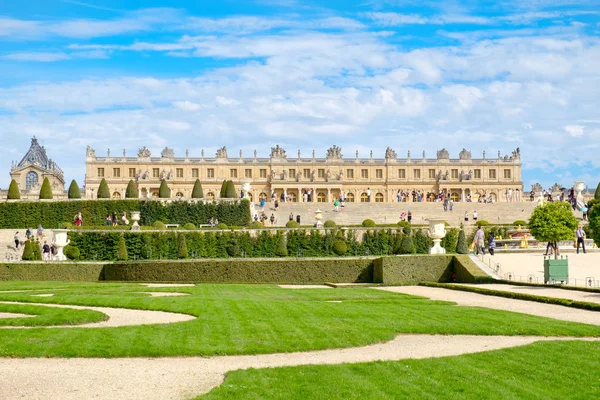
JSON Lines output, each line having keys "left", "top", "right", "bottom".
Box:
{"left": 0, "top": 229, "right": 55, "bottom": 262}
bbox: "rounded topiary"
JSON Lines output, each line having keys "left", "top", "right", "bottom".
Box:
{"left": 158, "top": 179, "right": 171, "bottom": 198}
{"left": 21, "top": 240, "right": 34, "bottom": 261}
{"left": 97, "top": 178, "right": 110, "bottom": 199}
{"left": 63, "top": 245, "right": 80, "bottom": 261}
{"left": 332, "top": 240, "right": 347, "bottom": 256}
{"left": 68, "top": 179, "right": 81, "bottom": 199}
{"left": 513, "top": 220, "right": 527, "bottom": 227}
{"left": 152, "top": 221, "right": 166, "bottom": 230}
{"left": 226, "top": 239, "right": 240, "bottom": 257}
{"left": 323, "top": 220, "right": 336, "bottom": 228}
{"left": 191, "top": 179, "right": 204, "bottom": 199}
{"left": 183, "top": 223, "right": 196, "bottom": 230}
{"left": 476, "top": 220, "right": 489, "bottom": 227}
{"left": 117, "top": 234, "right": 128, "bottom": 261}
{"left": 250, "top": 221, "right": 263, "bottom": 229}
{"left": 275, "top": 234, "right": 288, "bottom": 257}
{"left": 362, "top": 219, "right": 376, "bottom": 227}
{"left": 177, "top": 234, "right": 188, "bottom": 259}
{"left": 125, "top": 180, "right": 138, "bottom": 198}
{"left": 286, "top": 220, "right": 299, "bottom": 228}
{"left": 217, "top": 223, "right": 228, "bottom": 229}
{"left": 39, "top": 177, "right": 53, "bottom": 199}
{"left": 7, "top": 179, "right": 20, "bottom": 200}
{"left": 456, "top": 229, "right": 468, "bottom": 254}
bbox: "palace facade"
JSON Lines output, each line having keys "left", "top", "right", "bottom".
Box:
{"left": 83, "top": 145, "right": 523, "bottom": 203}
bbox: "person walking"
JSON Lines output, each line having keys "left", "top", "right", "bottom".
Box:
{"left": 464, "top": 211, "right": 469, "bottom": 224}
{"left": 474, "top": 226, "right": 485, "bottom": 255}
{"left": 289, "top": 212, "right": 294, "bottom": 221}
{"left": 472, "top": 210, "right": 478, "bottom": 223}
{"left": 407, "top": 210, "right": 412, "bottom": 224}
{"left": 14, "top": 231, "right": 20, "bottom": 250}
{"left": 576, "top": 225, "right": 586, "bottom": 254}
{"left": 367, "top": 188, "right": 371, "bottom": 202}
{"left": 488, "top": 231, "right": 496, "bottom": 256}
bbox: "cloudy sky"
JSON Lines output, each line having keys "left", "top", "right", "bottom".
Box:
{"left": 1, "top": 0, "right": 599, "bottom": 191}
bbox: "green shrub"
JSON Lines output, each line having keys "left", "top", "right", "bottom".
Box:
{"left": 68, "top": 180, "right": 81, "bottom": 199}
{"left": 332, "top": 240, "right": 347, "bottom": 255}
{"left": 286, "top": 220, "right": 299, "bottom": 228}
{"left": 117, "top": 234, "right": 128, "bottom": 261}
{"left": 63, "top": 245, "right": 80, "bottom": 260}
{"left": 397, "top": 221, "right": 411, "bottom": 229}
{"left": 32, "top": 240, "right": 42, "bottom": 260}
{"left": 476, "top": 220, "right": 490, "bottom": 227}
{"left": 217, "top": 223, "right": 228, "bottom": 229}
{"left": 7, "top": 179, "right": 20, "bottom": 200}
{"left": 125, "top": 180, "right": 138, "bottom": 198}
{"left": 456, "top": 229, "right": 468, "bottom": 254}
{"left": 250, "top": 221, "right": 263, "bottom": 229}
{"left": 152, "top": 221, "right": 166, "bottom": 230}
{"left": 177, "top": 234, "right": 188, "bottom": 259}
{"left": 362, "top": 219, "right": 376, "bottom": 227}
{"left": 413, "top": 229, "right": 431, "bottom": 254}
{"left": 441, "top": 227, "right": 459, "bottom": 254}
{"left": 158, "top": 179, "right": 171, "bottom": 198}
{"left": 595, "top": 182, "right": 600, "bottom": 200}
{"left": 225, "top": 180, "right": 237, "bottom": 198}
{"left": 323, "top": 220, "right": 336, "bottom": 228}
{"left": 183, "top": 223, "right": 196, "bottom": 230}
{"left": 97, "top": 179, "right": 110, "bottom": 199}
{"left": 191, "top": 179, "right": 204, "bottom": 198}
{"left": 513, "top": 220, "right": 527, "bottom": 227}
{"left": 21, "top": 240, "right": 35, "bottom": 261}
{"left": 275, "top": 233, "right": 288, "bottom": 257}
{"left": 399, "top": 234, "right": 414, "bottom": 254}
{"left": 392, "top": 231, "right": 403, "bottom": 255}
{"left": 39, "top": 177, "right": 53, "bottom": 200}
{"left": 60, "top": 222, "right": 74, "bottom": 229}
{"left": 219, "top": 180, "right": 228, "bottom": 198}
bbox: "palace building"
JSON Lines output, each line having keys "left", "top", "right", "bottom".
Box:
{"left": 83, "top": 145, "right": 523, "bottom": 203}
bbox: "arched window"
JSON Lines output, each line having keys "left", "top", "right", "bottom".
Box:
{"left": 206, "top": 192, "right": 215, "bottom": 200}
{"left": 375, "top": 193, "right": 384, "bottom": 203}
{"left": 112, "top": 192, "right": 121, "bottom": 199}
{"left": 246, "top": 192, "right": 253, "bottom": 201}
{"left": 176, "top": 192, "right": 184, "bottom": 198}
{"left": 259, "top": 192, "right": 268, "bottom": 200}
{"left": 450, "top": 192, "right": 460, "bottom": 202}
{"left": 360, "top": 192, "right": 369, "bottom": 203}
{"left": 345, "top": 193, "right": 355, "bottom": 203}
{"left": 317, "top": 192, "right": 326, "bottom": 202}
{"left": 26, "top": 171, "right": 38, "bottom": 190}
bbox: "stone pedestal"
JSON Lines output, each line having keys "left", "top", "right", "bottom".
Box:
{"left": 131, "top": 211, "right": 141, "bottom": 231}
{"left": 427, "top": 219, "right": 447, "bottom": 254}
{"left": 52, "top": 229, "right": 70, "bottom": 261}
{"left": 315, "top": 209, "right": 323, "bottom": 228}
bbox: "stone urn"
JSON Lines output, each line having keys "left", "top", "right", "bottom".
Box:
{"left": 427, "top": 219, "right": 447, "bottom": 254}
{"left": 241, "top": 180, "right": 251, "bottom": 199}
{"left": 314, "top": 209, "right": 323, "bottom": 228}
{"left": 131, "top": 211, "right": 141, "bottom": 231}
{"left": 574, "top": 181, "right": 585, "bottom": 210}
{"left": 52, "top": 229, "right": 70, "bottom": 261}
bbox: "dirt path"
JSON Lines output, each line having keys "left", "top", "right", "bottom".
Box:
{"left": 456, "top": 283, "right": 600, "bottom": 305}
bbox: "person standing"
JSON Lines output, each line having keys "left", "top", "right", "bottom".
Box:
{"left": 14, "top": 231, "right": 20, "bottom": 250}
{"left": 576, "top": 225, "right": 586, "bottom": 254}
{"left": 289, "top": 212, "right": 294, "bottom": 221}
{"left": 473, "top": 210, "right": 478, "bottom": 222}
{"left": 42, "top": 241, "right": 51, "bottom": 261}
{"left": 474, "top": 226, "right": 485, "bottom": 255}
{"left": 464, "top": 211, "right": 469, "bottom": 224}
{"left": 407, "top": 210, "right": 412, "bottom": 224}
{"left": 367, "top": 188, "right": 371, "bottom": 202}
{"left": 488, "top": 232, "right": 496, "bottom": 256}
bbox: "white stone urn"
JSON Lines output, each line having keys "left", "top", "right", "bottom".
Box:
{"left": 427, "top": 219, "right": 447, "bottom": 254}
{"left": 315, "top": 209, "right": 323, "bottom": 228}
{"left": 241, "top": 180, "right": 251, "bottom": 199}
{"left": 52, "top": 229, "right": 70, "bottom": 261}
{"left": 574, "top": 181, "right": 585, "bottom": 209}
{"left": 131, "top": 211, "right": 141, "bottom": 231}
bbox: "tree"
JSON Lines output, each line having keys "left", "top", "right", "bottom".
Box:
{"left": 7, "top": 179, "right": 20, "bottom": 200}
{"left": 595, "top": 182, "right": 600, "bottom": 200}
{"left": 219, "top": 180, "right": 228, "bottom": 198}
{"left": 528, "top": 202, "right": 578, "bottom": 259}
{"left": 117, "top": 234, "right": 128, "bottom": 261}
{"left": 456, "top": 228, "right": 468, "bottom": 254}
{"left": 97, "top": 178, "right": 110, "bottom": 199}
{"left": 178, "top": 234, "right": 188, "bottom": 259}
{"left": 191, "top": 179, "right": 204, "bottom": 198}
{"left": 275, "top": 233, "right": 288, "bottom": 257}
{"left": 39, "top": 177, "right": 53, "bottom": 199}
{"left": 158, "top": 179, "right": 171, "bottom": 198}
{"left": 588, "top": 200, "right": 600, "bottom": 247}
{"left": 68, "top": 180, "right": 81, "bottom": 199}
{"left": 392, "top": 231, "right": 403, "bottom": 255}
{"left": 225, "top": 180, "right": 237, "bottom": 198}
{"left": 125, "top": 180, "right": 138, "bottom": 198}
{"left": 399, "top": 233, "right": 414, "bottom": 254}
{"left": 21, "top": 240, "right": 34, "bottom": 261}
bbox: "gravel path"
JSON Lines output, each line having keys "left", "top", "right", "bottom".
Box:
{"left": 0, "top": 312, "right": 34, "bottom": 319}
{"left": 457, "top": 283, "right": 600, "bottom": 305}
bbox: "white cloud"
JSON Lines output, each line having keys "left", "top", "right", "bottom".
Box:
{"left": 173, "top": 101, "right": 201, "bottom": 111}
{"left": 565, "top": 125, "right": 584, "bottom": 137}
{"left": 4, "top": 52, "right": 70, "bottom": 62}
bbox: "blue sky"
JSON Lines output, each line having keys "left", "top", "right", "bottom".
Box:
{"left": 1, "top": 0, "right": 599, "bottom": 191}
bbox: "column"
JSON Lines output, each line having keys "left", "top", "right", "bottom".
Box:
{"left": 327, "top": 188, "right": 331, "bottom": 203}
{"left": 284, "top": 188, "right": 288, "bottom": 202}
{"left": 313, "top": 188, "right": 317, "bottom": 202}
{"left": 138, "top": 187, "right": 142, "bottom": 198}
{"left": 461, "top": 188, "right": 465, "bottom": 202}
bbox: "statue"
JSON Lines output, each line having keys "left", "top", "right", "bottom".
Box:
{"left": 482, "top": 150, "right": 486, "bottom": 160}
{"left": 138, "top": 147, "right": 151, "bottom": 158}
{"left": 86, "top": 146, "right": 96, "bottom": 158}
{"left": 385, "top": 147, "right": 397, "bottom": 159}
{"left": 512, "top": 147, "right": 521, "bottom": 158}
{"left": 270, "top": 169, "right": 276, "bottom": 180}
{"left": 311, "top": 170, "right": 315, "bottom": 181}
{"left": 107, "top": 149, "right": 111, "bottom": 158}
{"left": 437, "top": 148, "right": 449, "bottom": 159}
{"left": 239, "top": 149, "right": 242, "bottom": 159}
{"left": 312, "top": 150, "right": 315, "bottom": 159}
{"left": 326, "top": 145, "right": 343, "bottom": 159}
{"left": 254, "top": 150, "right": 257, "bottom": 159}
{"left": 270, "top": 145, "right": 286, "bottom": 159}
{"left": 282, "top": 169, "right": 287, "bottom": 179}
{"left": 468, "top": 170, "right": 473, "bottom": 180}
{"left": 459, "top": 170, "right": 464, "bottom": 182}
{"left": 339, "top": 169, "right": 344, "bottom": 179}
{"left": 444, "top": 170, "right": 449, "bottom": 180}
{"left": 161, "top": 147, "right": 174, "bottom": 158}
{"left": 186, "top": 149, "right": 189, "bottom": 158}
{"left": 407, "top": 150, "right": 411, "bottom": 159}
{"left": 326, "top": 169, "right": 331, "bottom": 181}
{"left": 167, "top": 170, "right": 173, "bottom": 180}
{"left": 160, "top": 169, "right": 166, "bottom": 180}
{"left": 458, "top": 148, "right": 471, "bottom": 160}
{"left": 498, "top": 150, "right": 501, "bottom": 158}
{"left": 298, "top": 149, "right": 301, "bottom": 159}
{"left": 123, "top": 149, "right": 126, "bottom": 158}
{"left": 356, "top": 150, "right": 359, "bottom": 159}
{"left": 370, "top": 150, "right": 373, "bottom": 159}
{"left": 216, "top": 146, "right": 228, "bottom": 159}
{"left": 142, "top": 170, "right": 149, "bottom": 179}
{"left": 422, "top": 150, "right": 426, "bottom": 159}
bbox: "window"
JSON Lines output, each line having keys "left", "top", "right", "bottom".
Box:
{"left": 375, "top": 193, "right": 384, "bottom": 203}
{"left": 245, "top": 169, "right": 252, "bottom": 178}
{"left": 112, "top": 191, "right": 121, "bottom": 199}
{"left": 474, "top": 169, "right": 481, "bottom": 179}
{"left": 346, "top": 169, "right": 354, "bottom": 179}
{"left": 303, "top": 169, "right": 311, "bottom": 178}
{"left": 206, "top": 192, "right": 215, "bottom": 200}
{"left": 192, "top": 168, "right": 199, "bottom": 178}
{"left": 451, "top": 169, "right": 458, "bottom": 179}
{"left": 129, "top": 168, "right": 136, "bottom": 178}
{"left": 113, "top": 168, "right": 120, "bottom": 178}
{"left": 152, "top": 168, "right": 159, "bottom": 178}
{"left": 345, "top": 193, "right": 355, "bottom": 202}
{"left": 289, "top": 169, "right": 296, "bottom": 178}
{"left": 413, "top": 169, "right": 421, "bottom": 179}
{"left": 376, "top": 169, "right": 383, "bottom": 178}
{"left": 317, "top": 192, "right": 326, "bottom": 202}
{"left": 230, "top": 169, "right": 237, "bottom": 178}
{"left": 176, "top": 168, "right": 183, "bottom": 178}
{"left": 26, "top": 171, "right": 38, "bottom": 190}
{"left": 488, "top": 169, "right": 497, "bottom": 179}
{"left": 176, "top": 192, "right": 184, "bottom": 198}
{"left": 361, "top": 169, "right": 368, "bottom": 179}
{"left": 398, "top": 169, "right": 406, "bottom": 179}
{"left": 260, "top": 169, "right": 267, "bottom": 178}
{"left": 504, "top": 169, "right": 511, "bottom": 179}
{"left": 318, "top": 169, "right": 325, "bottom": 178}
{"left": 428, "top": 169, "right": 436, "bottom": 179}
{"left": 207, "top": 168, "right": 214, "bottom": 178}
{"left": 360, "top": 192, "right": 369, "bottom": 202}
{"left": 97, "top": 168, "right": 105, "bottom": 178}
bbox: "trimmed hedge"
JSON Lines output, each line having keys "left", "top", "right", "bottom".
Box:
{"left": 103, "top": 257, "right": 375, "bottom": 283}
{"left": 0, "top": 199, "right": 251, "bottom": 228}
{"left": 0, "top": 262, "right": 106, "bottom": 281}
{"left": 7, "top": 179, "right": 20, "bottom": 200}
{"left": 68, "top": 180, "right": 81, "bottom": 199}
{"left": 453, "top": 255, "right": 496, "bottom": 283}
{"left": 373, "top": 255, "right": 454, "bottom": 285}
{"left": 39, "top": 177, "right": 53, "bottom": 199}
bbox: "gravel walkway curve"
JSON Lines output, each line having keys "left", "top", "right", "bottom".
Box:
{"left": 457, "top": 283, "right": 600, "bottom": 305}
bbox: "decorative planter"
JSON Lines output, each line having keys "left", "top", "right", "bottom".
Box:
{"left": 427, "top": 218, "right": 447, "bottom": 254}
{"left": 52, "top": 229, "right": 70, "bottom": 261}
{"left": 314, "top": 209, "right": 323, "bottom": 228}
{"left": 131, "top": 211, "right": 141, "bottom": 231}
{"left": 544, "top": 256, "right": 568, "bottom": 284}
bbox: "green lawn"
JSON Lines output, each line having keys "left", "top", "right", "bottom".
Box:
{"left": 0, "top": 282, "right": 599, "bottom": 357}
{"left": 199, "top": 340, "right": 600, "bottom": 400}
{"left": 0, "top": 303, "right": 106, "bottom": 327}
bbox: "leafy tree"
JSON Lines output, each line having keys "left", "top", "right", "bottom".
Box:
{"left": 413, "top": 229, "right": 432, "bottom": 254}
{"left": 528, "top": 202, "right": 578, "bottom": 259}
{"left": 191, "top": 179, "right": 204, "bottom": 198}
{"left": 178, "top": 234, "right": 188, "bottom": 259}
{"left": 125, "top": 180, "right": 138, "bottom": 198}
{"left": 68, "top": 180, "right": 81, "bottom": 199}
{"left": 225, "top": 180, "right": 237, "bottom": 198}
{"left": 595, "top": 182, "right": 600, "bottom": 200}
{"left": 456, "top": 229, "right": 468, "bottom": 254}
{"left": 275, "top": 233, "right": 288, "bottom": 257}
{"left": 7, "top": 179, "right": 20, "bottom": 200}
{"left": 97, "top": 178, "right": 110, "bottom": 199}
{"left": 158, "top": 179, "right": 171, "bottom": 198}
{"left": 39, "top": 177, "right": 53, "bottom": 199}
{"left": 588, "top": 200, "right": 600, "bottom": 248}
{"left": 117, "top": 234, "right": 128, "bottom": 261}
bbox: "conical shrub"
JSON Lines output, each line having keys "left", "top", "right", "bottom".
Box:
{"left": 225, "top": 180, "right": 237, "bottom": 198}
{"left": 595, "top": 182, "right": 600, "bottom": 200}
{"left": 178, "top": 234, "right": 188, "bottom": 259}
{"left": 117, "top": 234, "right": 128, "bottom": 261}
{"left": 125, "top": 180, "right": 138, "bottom": 198}
{"left": 39, "top": 177, "right": 53, "bottom": 199}
{"left": 7, "top": 179, "right": 20, "bottom": 200}
{"left": 275, "top": 233, "right": 288, "bottom": 257}
{"left": 399, "top": 234, "right": 414, "bottom": 254}
{"left": 219, "top": 180, "right": 228, "bottom": 198}
{"left": 158, "top": 179, "right": 171, "bottom": 198}
{"left": 68, "top": 180, "right": 81, "bottom": 199}
{"left": 97, "top": 178, "right": 110, "bottom": 199}
{"left": 191, "top": 179, "right": 204, "bottom": 198}
{"left": 21, "top": 240, "right": 34, "bottom": 261}
{"left": 456, "top": 229, "right": 468, "bottom": 254}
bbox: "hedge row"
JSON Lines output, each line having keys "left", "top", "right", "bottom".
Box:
{"left": 373, "top": 255, "right": 454, "bottom": 285}
{"left": 0, "top": 199, "right": 251, "bottom": 228}
{"left": 0, "top": 262, "right": 106, "bottom": 281}
{"left": 452, "top": 255, "right": 496, "bottom": 283}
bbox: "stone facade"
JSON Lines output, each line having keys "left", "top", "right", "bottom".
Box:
{"left": 84, "top": 145, "right": 524, "bottom": 203}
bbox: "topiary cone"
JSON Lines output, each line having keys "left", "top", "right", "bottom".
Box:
{"left": 7, "top": 179, "right": 20, "bottom": 200}
{"left": 97, "top": 178, "right": 111, "bottom": 199}
{"left": 68, "top": 179, "right": 81, "bottom": 199}
{"left": 456, "top": 229, "right": 468, "bottom": 254}
{"left": 117, "top": 234, "right": 128, "bottom": 261}
{"left": 125, "top": 180, "right": 138, "bottom": 198}
{"left": 191, "top": 179, "right": 204, "bottom": 198}
{"left": 158, "top": 179, "right": 171, "bottom": 198}
{"left": 39, "top": 177, "right": 53, "bottom": 199}
{"left": 178, "top": 234, "right": 188, "bottom": 259}
{"left": 595, "top": 182, "right": 600, "bottom": 200}
{"left": 225, "top": 180, "right": 237, "bottom": 198}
